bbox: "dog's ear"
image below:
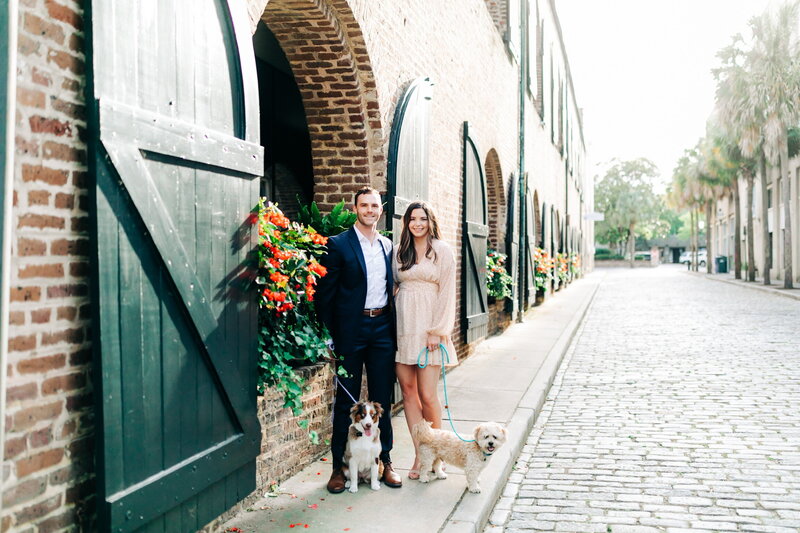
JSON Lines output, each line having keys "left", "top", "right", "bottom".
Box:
{"left": 349, "top": 402, "right": 362, "bottom": 420}
{"left": 501, "top": 426, "right": 508, "bottom": 438}
{"left": 473, "top": 424, "right": 483, "bottom": 441}
{"left": 372, "top": 402, "right": 383, "bottom": 419}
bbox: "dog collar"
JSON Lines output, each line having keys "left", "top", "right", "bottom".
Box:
{"left": 482, "top": 451, "right": 493, "bottom": 459}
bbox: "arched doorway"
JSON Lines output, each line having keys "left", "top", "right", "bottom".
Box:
{"left": 253, "top": 21, "right": 312, "bottom": 219}
{"left": 252, "top": 0, "right": 384, "bottom": 213}
{"left": 484, "top": 149, "right": 505, "bottom": 251}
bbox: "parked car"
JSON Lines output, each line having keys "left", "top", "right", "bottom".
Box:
{"left": 679, "top": 249, "right": 707, "bottom": 267}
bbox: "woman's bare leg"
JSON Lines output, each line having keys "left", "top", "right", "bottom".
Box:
{"left": 396, "top": 363, "right": 422, "bottom": 472}
{"left": 417, "top": 364, "right": 442, "bottom": 429}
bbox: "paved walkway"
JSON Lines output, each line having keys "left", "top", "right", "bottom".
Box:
{"left": 698, "top": 268, "right": 800, "bottom": 302}
{"left": 486, "top": 265, "right": 800, "bottom": 533}
{"left": 221, "top": 273, "right": 602, "bottom": 533}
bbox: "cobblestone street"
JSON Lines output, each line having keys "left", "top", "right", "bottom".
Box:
{"left": 486, "top": 266, "right": 800, "bottom": 533}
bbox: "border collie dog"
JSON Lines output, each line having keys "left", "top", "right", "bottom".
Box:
{"left": 342, "top": 401, "right": 384, "bottom": 493}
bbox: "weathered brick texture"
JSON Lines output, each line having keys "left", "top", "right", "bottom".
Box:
{"left": 3, "top": 0, "right": 94, "bottom": 530}
{"left": 259, "top": 0, "right": 385, "bottom": 212}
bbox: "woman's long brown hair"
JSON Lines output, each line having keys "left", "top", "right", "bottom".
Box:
{"left": 397, "top": 201, "right": 441, "bottom": 271}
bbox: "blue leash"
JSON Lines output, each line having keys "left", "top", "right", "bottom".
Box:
{"left": 334, "top": 375, "right": 359, "bottom": 404}
{"left": 417, "top": 343, "right": 475, "bottom": 443}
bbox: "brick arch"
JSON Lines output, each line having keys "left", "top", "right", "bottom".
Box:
{"left": 484, "top": 148, "right": 505, "bottom": 251}
{"left": 249, "top": 0, "right": 384, "bottom": 211}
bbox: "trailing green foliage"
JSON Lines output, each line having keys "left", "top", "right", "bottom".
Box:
{"left": 253, "top": 199, "right": 338, "bottom": 444}
{"left": 297, "top": 198, "right": 357, "bottom": 237}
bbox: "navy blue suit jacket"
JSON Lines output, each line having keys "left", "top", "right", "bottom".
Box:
{"left": 315, "top": 227, "right": 396, "bottom": 354}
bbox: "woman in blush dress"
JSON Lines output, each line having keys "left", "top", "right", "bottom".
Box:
{"left": 392, "top": 201, "right": 458, "bottom": 479}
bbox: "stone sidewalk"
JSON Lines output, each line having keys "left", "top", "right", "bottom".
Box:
{"left": 696, "top": 268, "right": 800, "bottom": 301}
{"left": 221, "top": 272, "right": 603, "bottom": 533}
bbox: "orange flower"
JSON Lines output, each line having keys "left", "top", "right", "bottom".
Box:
{"left": 308, "top": 262, "right": 327, "bottom": 277}
{"left": 310, "top": 233, "right": 328, "bottom": 245}
{"left": 270, "top": 272, "right": 289, "bottom": 286}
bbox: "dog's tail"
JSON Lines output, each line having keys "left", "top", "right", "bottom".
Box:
{"left": 411, "top": 419, "right": 434, "bottom": 444}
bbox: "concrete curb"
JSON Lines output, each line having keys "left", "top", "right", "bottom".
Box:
{"left": 439, "top": 280, "right": 602, "bottom": 533}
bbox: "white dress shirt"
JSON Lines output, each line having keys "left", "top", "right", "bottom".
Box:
{"left": 355, "top": 227, "right": 389, "bottom": 309}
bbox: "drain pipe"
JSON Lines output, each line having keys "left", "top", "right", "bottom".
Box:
{"left": 516, "top": 0, "right": 527, "bottom": 323}
{"left": 0, "top": 0, "right": 19, "bottom": 478}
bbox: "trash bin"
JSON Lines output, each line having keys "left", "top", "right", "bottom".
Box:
{"left": 715, "top": 255, "right": 728, "bottom": 274}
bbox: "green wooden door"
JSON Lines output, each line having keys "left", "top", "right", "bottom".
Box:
{"left": 523, "top": 185, "right": 537, "bottom": 309}
{"left": 388, "top": 77, "right": 433, "bottom": 239}
{"left": 462, "top": 122, "right": 488, "bottom": 343}
{"left": 505, "top": 173, "right": 519, "bottom": 315}
{"left": 87, "top": 1, "right": 263, "bottom": 531}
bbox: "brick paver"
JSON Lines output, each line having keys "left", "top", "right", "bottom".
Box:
{"left": 486, "top": 267, "right": 800, "bottom": 533}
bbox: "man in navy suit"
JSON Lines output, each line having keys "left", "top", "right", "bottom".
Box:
{"left": 316, "top": 187, "right": 402, "bottom": 492}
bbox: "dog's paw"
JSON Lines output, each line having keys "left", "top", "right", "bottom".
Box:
{"left": 468, "top": 485, "right": 481, "bottom": 493}
{"left": 370, "top": 481, "right": 381, "bottom": 491}
{"left": 436, "top": 471, "right": 448, "bottom": 480}
{"left": 348, "top": 485, "right": 359, "bottom": 494}
{"left": 418, "top": 474, "right": 431, "bottom": 483}
{"left": 344, "top": 480, "right": 351, "bottom": 488}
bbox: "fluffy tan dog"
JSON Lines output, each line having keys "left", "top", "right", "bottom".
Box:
{"left": 412, "top": 419, "right": 507, "bottom": 493}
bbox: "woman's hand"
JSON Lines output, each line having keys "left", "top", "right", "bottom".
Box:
{"left": 426, "top": 334, "right": 441, "bottom": 352}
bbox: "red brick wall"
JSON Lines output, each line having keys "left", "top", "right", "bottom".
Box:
{"left": 3, "top": 0, "right": 94, "bottom": 531}
{"left": 483, "top": 0, "right": 508, "bottom": 36}
{"left": 258, "top": 0, "right": 385, "bottom": 212}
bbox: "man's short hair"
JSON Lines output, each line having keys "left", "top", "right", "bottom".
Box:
{"left": 353, "top": 186, "right": 382, "bottom": 206}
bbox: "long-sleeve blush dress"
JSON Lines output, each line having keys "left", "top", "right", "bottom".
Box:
{"left": 393, "top": 239, "right": 458, "bottom": 367}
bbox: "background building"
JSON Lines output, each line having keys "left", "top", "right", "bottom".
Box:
{"left": 710, "top": 155, "right": 800, "bottom": 280}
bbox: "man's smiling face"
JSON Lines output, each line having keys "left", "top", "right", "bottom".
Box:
{"left": 354, "top": 192, "right": 382, "bottom": 229}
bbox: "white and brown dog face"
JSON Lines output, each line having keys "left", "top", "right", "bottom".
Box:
{"left": 473, "top": 422, "right": 507, "bottom": 456}
{"left": 349, "top": 401, "right": 383, "bottom": 438}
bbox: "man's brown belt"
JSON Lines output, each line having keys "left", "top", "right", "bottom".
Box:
{"left": 362, "top": 305, "right": 391, "bottom": 317}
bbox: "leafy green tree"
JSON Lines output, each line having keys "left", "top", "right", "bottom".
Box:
{"left": 595, "top": 158, "right": 663, "bottom": 268}
{"left": 658, "top": 207, "right": 685, "bottom": 237}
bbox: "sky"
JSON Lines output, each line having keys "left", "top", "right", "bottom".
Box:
{"left": 556, "top": 0, "right": 775, "bottom": 191}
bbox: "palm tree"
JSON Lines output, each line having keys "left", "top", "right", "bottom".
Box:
{"left": 705, "top": 125, "right": 756, "bottom": 280}
{"left": 747, "top": 1, "right": 800, "bottom": 288}
{"left": 670, "top": 149, "right": 705, "bottom": 272}
{"left": 714, "top": 34, "right": 771, "bottom": 285}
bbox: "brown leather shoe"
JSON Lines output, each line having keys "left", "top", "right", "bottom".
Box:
{"left": 381, "top": 462, "right": 402, "bottom": 488}
{"left": 327, "top": 468, "right": 346, "bottom": 494}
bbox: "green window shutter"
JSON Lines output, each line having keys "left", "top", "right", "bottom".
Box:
{"left": 462, "top": 122, "right": 488, "bottom": 343}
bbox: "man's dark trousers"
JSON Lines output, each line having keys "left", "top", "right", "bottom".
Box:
{"left": 331, "top": 311, "right": 395, "bottom": 468}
